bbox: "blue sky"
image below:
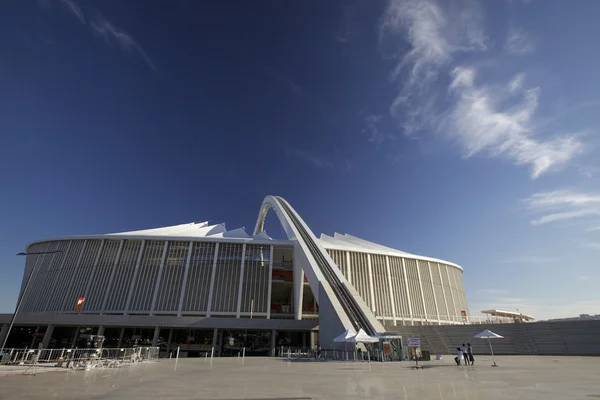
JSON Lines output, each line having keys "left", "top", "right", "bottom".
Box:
{"left": 1, "top": 0, "right": 599, "bottom": 319}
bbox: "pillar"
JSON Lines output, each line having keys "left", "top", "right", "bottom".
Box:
{"left": 166, "top": 329, "right": 173, "bottom": 354}
{"left": 293, "top": 268, "right": 304, "bottom": 320}
{"left": 30, "top": 326, "right": 40, "bottom": 348}
{"left": 70, "top": 327, "right": 80, "bottom": 348}
{"left": 0, "top": 324, "right": 9, "bottom": 348}
{"left": 270, "top": 329, "right": 277, "bottom": 356}
{"left": 212, "top": 328, "right": 218, "bottom": 353}
{"left": 41, "top": 324, "right": 55, "bottom": 349}
{"left": 152, "top": 327, "right": 160, "bottom": 346}
{"left": 309, "top": 331, "right": 316, "bottom": 349}
{"left": 117, "top": 328, "right": 125, "bottom": 348}
{"left": 96, "top": 326, "right": 105, "bottom": 337}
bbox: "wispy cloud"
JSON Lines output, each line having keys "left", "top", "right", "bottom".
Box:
{"left": 54, "top": 0, "right": 156, "bottom": 71}
{"left": 444, "top": 67, "right": 583, "bottom": 178}
{"left": 525, "top": 191, "right": 600, "bottom": 209}
{"left": 378, "top": 0, "right": 583, "bottom": 178}
{"left": 60, "top": 0, "right": 85, "bottom": 24}
{"left": 505, "top": 25, "right": 534, "bottom": 54}
{"left": 91, "top": 17, "right": 156, "bottom": 72}
{"left": 380, "top": 0, "right": 486, "bottom": 107}
{"left": 587, "top": 226, "right": 600, "bottom": 232}
{"left": 362, "top": 114, "right": 384, "bottom": 148}
{"left": 284, "top": 148, "right": 351, "bottom": 172}
{"left": 501, "top": 256, "right": 558, "bottom": 264}
{"left": 531, "top": 209, "right": 600, "bottom": 225}
{"left": 523, "top": 190, "right": 600, "bottom": 225}
{"left": 583, "top": 242, "right": 600, "bottom": 250}
{"left": 508, "top": 72, "right": 525, "bottom": 93}
{"left": 252, "top": 59, "right": 303, "bottom": 97}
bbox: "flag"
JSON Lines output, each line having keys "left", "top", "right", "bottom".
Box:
{"left": 76, "top": 297, "right": 85, "bottom": 312}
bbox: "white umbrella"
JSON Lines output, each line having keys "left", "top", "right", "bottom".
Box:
{"left": 474, "top": 330, "right": 504, "bottom": 367}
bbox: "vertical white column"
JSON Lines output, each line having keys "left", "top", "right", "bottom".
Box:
{"left": 401, "top": 258, "right": 413, "bottom": 325}
{"left": 43, "top": 240, "right": 72, "bottom": 312}
{"left": 367, "top": 254, "right": 376, "bottom": 312}
{"left": 346, "top": 251, "right": 352, "bottom": 283}
{"left": 236, "top": 244, "right": 247, "bottom": 317}
{"left": 61, "top": 240, "right": 87, "bottom": 311}
{"left": 450, "top": 267, "right": 464, "bottom": 319}
{"left": 82, "top": 240, "right": 105, "bottom": 305}
{"left": 150, "top": 241, "right": 169, "bottom": 314}
{"left": 445, "top": 265, "right": 458, "bottom": 321}
{"left": 385, "top": 256, "right": 397, "bottom": 326}
{"left": 415, "top": 260, "right": 428, "bottom": 323}
{"left": 437, "top": 263, "right": 449, "bottom": 323}
{"left": 177, "top": 241, "right": 194, "bottom": 316}
{"left": 206, "top": 242, "right": 220, "bottom": 317}
{"left": 124, "top": 240, "right": 146, "bottom": 313}
{"left": 427, "top": 261, "right": 440, "bottom": 323}
{"left": 293, "top": 267, "right": 305, "bottom": 321}
{"left": 266, "top": 245, "right": 274, "bottom": 319}
{"left": 101, "top": 240, "right": 124, "bottom": 314}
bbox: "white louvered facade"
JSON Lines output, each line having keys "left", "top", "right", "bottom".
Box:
{"left": 18, "top": 226, "right": 468, "bottom": 326}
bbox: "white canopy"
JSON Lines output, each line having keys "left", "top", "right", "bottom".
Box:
{"left": 474, "top": 330, "right": 504, "bottom": 339}
{"left": 333, "top": 328, "right": 356, "bottom": 343}
{"left": 347, "top": 329, "right": 379, "bottom": 343}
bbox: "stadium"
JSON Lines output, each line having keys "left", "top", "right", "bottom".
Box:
{"left": 0, "top": 196, "right": 468, "bottom": 357}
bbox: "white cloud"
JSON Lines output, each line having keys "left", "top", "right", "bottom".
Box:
{"left": 60, "top": 0, "right": 85, "bottom": 24}
{"left": 531, "top": 209, "right": 600, "bottom": 225}
{"left": 583, "top": 242, "right": 600, "bottom": 250}
{"left": 91, "top": 17, "right": 156, "bottom": 72}
{"left": 284, "top": 148, "right": 351, "bottom": 172}
{"left": 578, "top": 276, "right": 596, "bottom": 281}
{"left": 444, "top": 67, "right": 583, "bottom": 178}
{"left": 501, "top": 256, "right": 557, "bottom": 264}
{"left": 508, "top": 72, "right": 525, "bottom": 93}
{"left": 523, "top": 190, "right": 600, "bottom": 225}
{"left": 380, "top": 0, "right": 486, "bottom": 107}
{"left": 524, "top": 190, "right": 600, "bottom": 209}
{"left": 362, "top": 114, "right": 385, "bottom": 148}
{"left": 53, "top": 1, "right": 155, "bottom": 71}
{"left": 587, "top": 226, "right": 600, "bottom": 232}
{"left": 505, "top": 25, "right": 534, "bottom": 54}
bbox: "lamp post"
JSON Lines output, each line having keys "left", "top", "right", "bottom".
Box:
{"left": 0, "top": 250, "right": 62, "bottom": 355}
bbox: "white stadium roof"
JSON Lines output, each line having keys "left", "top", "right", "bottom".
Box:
{"left": 27, "top": 221, "right": 461, "bottom": 270}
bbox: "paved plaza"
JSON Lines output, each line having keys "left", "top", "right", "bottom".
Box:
{"left": 1, "top": 355, "right": 599, "bottom": 399}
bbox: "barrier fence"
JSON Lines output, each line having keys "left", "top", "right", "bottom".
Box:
{"left": 0, "top": 347, "right": 159, "bottom": 370}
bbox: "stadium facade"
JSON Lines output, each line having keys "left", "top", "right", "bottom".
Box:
{"left": 0, "top": 196, "right": 468, "bottom": 356}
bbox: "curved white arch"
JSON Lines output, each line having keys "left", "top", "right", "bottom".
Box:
{"left": 254, "top": 195, "right": 385, "bottom": 337}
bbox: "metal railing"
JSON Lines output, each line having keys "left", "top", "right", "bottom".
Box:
{"left": 0, "top": 347, "right": 159, "bottom": 370}
{"left": 392, "top": 314, "right": 525, "bottom": 325}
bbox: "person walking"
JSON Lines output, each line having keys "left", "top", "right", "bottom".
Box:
{"left": 467, "top": 343, "right": 474, "bottom": 365}
{"left": 462, "top": 343, "right": 470, "bottom": 365}
{"left": 454, "top": 347, "right": 462, "bottom": 365}
{"left": 317, "top": 345, "right": 322, "bottom": 360}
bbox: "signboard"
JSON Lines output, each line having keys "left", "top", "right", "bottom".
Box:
{"left": 383, "top": 342, "right": 391, "bottom": 355}
{"left": 408, "top": 337, "right": 421, "bottom": 347}
{"left": 75, "top": 297, "right": 85, "bottom": 312}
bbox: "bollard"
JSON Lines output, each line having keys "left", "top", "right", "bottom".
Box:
{"left": 242, "top": 347, "right": 246, "bottom": 364}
